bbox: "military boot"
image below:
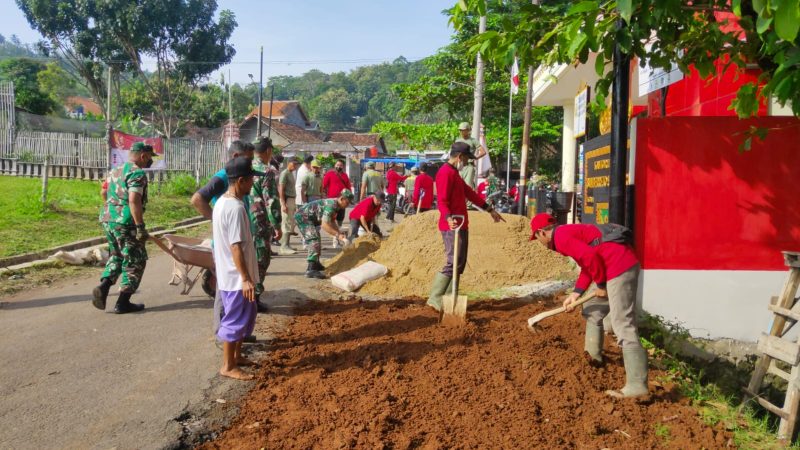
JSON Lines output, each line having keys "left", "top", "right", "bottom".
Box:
{"left": 305, "top": 261, "right": 326, "bottom": 279}
{"left": 92, "top": 278, "right": 113, "bottom": 310}
{"left": 114, "top": 291, "right": 145, "bottom": 314}
{"left": 311, "top": 260, "right": 325, "bottom": 271}
{"left": 606, "top": 345, "right": 650, "bottom": 399}
{"left": 584, "top": 321, "right": 605, "bottom": 367}
{"left": 426, "top": 272, "right": 452, "bottom": 312}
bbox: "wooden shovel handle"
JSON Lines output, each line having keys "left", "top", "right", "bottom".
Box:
{"left": 527, "top": 292, "right": 597, "bottom": 329}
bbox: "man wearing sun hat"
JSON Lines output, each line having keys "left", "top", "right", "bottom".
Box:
{"left": 529, "top": 212, "right": 648, "bottom": 399}
{"left": 92, "top": 141, "right": 155, "bottom": 314}
{"left": 455, "top": 122, "right": 486, "bottom": 189}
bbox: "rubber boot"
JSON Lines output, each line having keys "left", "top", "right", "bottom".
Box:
{"left": 311, "top": 260, "right": 325, "bottom": 271}
{"left": 114, "top": 291, "right": 145, "bottom": 314}
{"left": 305, "top": 261, "right": 326, "bottom": 279}
{"left": 92, "top": 278, "right": 113, "bottom": 310}
{"left": 279, "top": 233, "right": 296, "bottom": 255}
{"left": 426, "top": 273, "right": 452, "bottom": 312}
{"left": 584, "top": 322, "right": 604, "bottom": 367}
{"left": 255, "top": 293, "right": 269, "bottom": 313}
{"left": 606, "top": 346, "right": 650, "bottom": 399}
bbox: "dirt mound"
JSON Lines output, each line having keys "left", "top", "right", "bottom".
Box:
{"left": 324, "top": 234, "right": 381, "bottom": 276}
{"left": 324, "top": 212, "right": 574, "bottom": 297}
{"left": 201, "top": 297, "right": 732, "bottom": 449}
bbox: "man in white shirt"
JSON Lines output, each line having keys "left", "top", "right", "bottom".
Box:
{"left": 212, "top": 156, "right": 264, "bottom": 381}
{"left": 294, "top": 154, "right": 313, "bottom": 206}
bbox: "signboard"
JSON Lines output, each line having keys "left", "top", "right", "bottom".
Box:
{"left": 109, "top": 130, "right": 165, "bottom": 169}
{"left": 581, "top": 134, "right": 630, "bottom": 225}
{"left": 574, "top": 86, "right": 589, "bottom": 139}
{"left": 638, "top": 58, "right": 683, "bottom": 97}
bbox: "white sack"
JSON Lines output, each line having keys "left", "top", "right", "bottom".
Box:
{"left": 331, "top": 261, "right": 388, "bottom": 292}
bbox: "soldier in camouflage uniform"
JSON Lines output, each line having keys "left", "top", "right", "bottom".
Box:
{"left": 248, "top": 137, "right": 281, "bottom": 312}
{"left": 92, "top": 142, "right": 155, "bottom": 314}
{"left": 485, "top": 168, "right": 501, "bottom": 200}
{"left": 294, "top": 189, "right": 354, "bottom": 279}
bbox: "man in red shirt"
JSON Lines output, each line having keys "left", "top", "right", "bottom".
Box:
{"left": 530, "top": 213, "right": 648, "bottom": 399}
{"left": 322, "top": 159, "right": 352, "bottom": 227}
{"left": 385, "top": 162, "right": 407, "bottom": 222}
{"left": 428, "top": 142, "right": 504, "bottom": 312}
{"left": 348, "top": 193, "right": 385, "bottom": 241}
{"left": 413, "top": 162, "right": 435, "bottom": 212}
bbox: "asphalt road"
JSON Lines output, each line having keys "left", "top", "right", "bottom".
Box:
{"left": 0, "top": 234, "right": 330, "bottom": 450}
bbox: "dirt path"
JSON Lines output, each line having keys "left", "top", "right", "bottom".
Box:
{"left": 0, "top": 235, "right": 328, "bottom": 450}
{"left": 201, "top": 297, "right": 733, "bottom": 449}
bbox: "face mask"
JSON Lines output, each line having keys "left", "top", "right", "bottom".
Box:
{"left": 456, "top": 160, "right": 465, "bottom": 170}
{"left": 336, "top": 166, "right": 343, "bottom": 172}
{"left": 145, "top": 158, "right": 154, "bottom": 168}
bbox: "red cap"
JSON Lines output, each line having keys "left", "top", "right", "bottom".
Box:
{"left": 529, "top": 213, "right": 556, "bottom": 240}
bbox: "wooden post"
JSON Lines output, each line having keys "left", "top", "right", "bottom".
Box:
{"left": 41, "top": 153, "right": 49, "bottom": 210}
{"left": 196, "top": 138, "right": 203, "bottom": 187}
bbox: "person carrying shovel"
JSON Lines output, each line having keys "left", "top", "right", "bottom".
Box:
{"left": 529, "top": 212, "right": 648, "bottom": 399}
{"left": 427, "top": 142, "right": 504, "bottom": 313}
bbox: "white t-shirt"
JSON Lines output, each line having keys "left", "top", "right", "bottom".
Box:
{"left": 212, "top": 195, "right": 259, "bottom": 291}
{"left": 295, "top": 164, "right": 310, "bottom": 205}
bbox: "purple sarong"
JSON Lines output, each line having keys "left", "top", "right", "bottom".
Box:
{"left": 217, "top": 290, "right": 256, "bottom": 342}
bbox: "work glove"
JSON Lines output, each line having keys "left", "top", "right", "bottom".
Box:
{"left": 135, "top": 224, "right": 149, "bottom": 242}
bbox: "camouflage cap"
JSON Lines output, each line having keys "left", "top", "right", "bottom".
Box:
{"left": 131, "top": 142, "right": 155, "bottom": 153}
{"left": 339, "top": 189, "right": 355, "bottom": 201}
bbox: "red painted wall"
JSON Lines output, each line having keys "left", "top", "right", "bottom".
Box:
{"left": 647, "top": 60, "right": 767, "bottom": 118}
{"left": 634, "top": 117, "right": 800, "bottom": 270}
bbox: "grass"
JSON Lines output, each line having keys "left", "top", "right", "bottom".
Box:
{"left": 640, "top": 314, "right": 798, "bottom": 449}
{"left": 0, "top": 175, "right": 199, "bottom": 258}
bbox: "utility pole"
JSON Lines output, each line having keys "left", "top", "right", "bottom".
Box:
{"left": 257, "top": 46, "right": 263, "bottom": 138}
{"left": 267, "top": 84, "right": 274, "bottom": 138}
{"left": 106, "top": 65, "right": 113, "bottom": 123}
{"left": 609, "top": 18, "right": 630, "bottom": 226}
{"left": 471, "top": 15, "right": 487, "bottom": 143}
{"left": 228, "top": 68, "right": 233, "bottom": 126}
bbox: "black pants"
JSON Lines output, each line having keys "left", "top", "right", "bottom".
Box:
{"left": 386, "top": 193, "right": 398, "bottom": 220}
{"left": 440, "top": 229, "right": 468, "bottom": 277}
{"left": 349, "top": 219, "right": 382, "bottom": 240}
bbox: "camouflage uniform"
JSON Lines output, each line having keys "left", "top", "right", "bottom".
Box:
{"left": 294, "top": 198, "right": 344, "bottom": 262}
{"left": 486, "top": 174, "right": 500, "bottom": 199}
{"left": 99, "top": 162, "right": 149, "bottom": 293}
{"left": 249, "top": 159, "right": 281, "bottom": 296}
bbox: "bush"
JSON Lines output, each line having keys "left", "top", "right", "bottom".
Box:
{"left": 162, "top": 173, "right": 198, "bottom": 196}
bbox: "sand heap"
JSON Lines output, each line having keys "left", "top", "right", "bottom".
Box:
{"left": 324, "top": 211, "right": 574, "bottom": 297}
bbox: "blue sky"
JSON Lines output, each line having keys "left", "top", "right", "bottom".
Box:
{"left": 0, "top": 0, "right": 455, "bottom": 84}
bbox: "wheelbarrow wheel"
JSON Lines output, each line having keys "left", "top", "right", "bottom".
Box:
{"left": 201, "top": 269, "right": 216, "bottom": 299}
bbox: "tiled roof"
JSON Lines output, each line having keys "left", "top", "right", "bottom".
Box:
{"left": 269, "top": 121, "right": 323, "bottom": 143}
{"left": 246, "top": 100, "right": 306, "bottom": 122}
{"left": 65, "top": 96, "right": 103, "bottom": 116}
{"left": 327, "top": 131, "right": 382, "bottom": 147}
{"left": 282, "top": 141, "right": 359, "bottom": 155}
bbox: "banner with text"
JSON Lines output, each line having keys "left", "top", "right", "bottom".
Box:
{"left": 109, "top": 130, "right": 165, "bottom": 169}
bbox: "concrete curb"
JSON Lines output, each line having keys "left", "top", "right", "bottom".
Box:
{"left": 0, "top": 216, "right": 208, "bottom": 269}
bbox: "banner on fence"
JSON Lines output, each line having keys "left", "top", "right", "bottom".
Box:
{"left": 109, "top": 130, "right": 165, "bottom": 169}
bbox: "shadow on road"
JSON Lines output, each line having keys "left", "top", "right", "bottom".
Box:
{"left": 0, "top": 294, "right": 89, "bottom": 310}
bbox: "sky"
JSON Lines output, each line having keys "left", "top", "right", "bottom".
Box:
{"left": 0, "top": 0, "right": 456, "bottom": 84}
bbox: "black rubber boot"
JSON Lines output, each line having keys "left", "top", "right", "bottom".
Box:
{"left": 114, "top": 291, "right": 145, "bottom": 314}
{"left": 256, "top": 294, "right": 269, "bottom": 313}
{"left": 311, "top": 260, "right": 325, "bottom": 271}
{"left": 92, "top": 278, "right": 113, "bottom": 310}
{"left": 305, "top": 261, "right": 326, "bottom": 279}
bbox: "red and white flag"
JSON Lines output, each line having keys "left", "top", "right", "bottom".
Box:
{"left": 510, "top": 57, "right": 520, "bottom": 95}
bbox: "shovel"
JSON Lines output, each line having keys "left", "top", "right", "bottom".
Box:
{"left": 416, "top": 190, "right": 425, "bottom": 215}
{"left": 527, "top": 292, "right": 596, "bottom": 331}
{"left": 442, "top": 215, "right": 467, "bottom": 325}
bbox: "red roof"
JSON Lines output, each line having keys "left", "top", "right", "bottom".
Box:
{"left": 327, "top": 131, "right": 382, "bottom": 147}
{"left": 269, "top": 121, "right": 323, "bottom": 143}
{"left": 65, "top": 96, "right": 103, "bottom": 116}
{"left": 246, "top": 100, "right": 308, "bottom": 123}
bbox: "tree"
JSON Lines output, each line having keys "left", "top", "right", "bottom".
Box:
{"left": 312, "top": 88, "right": 355, "bottom": 131}
{"left": 37, "top": 62, "right": 77, "bottom": 106}
{"left": 17, "top": 0, "right": 238, "bottom": 136}
{"left": 452, "top": 0, "right": 800, "bottom": 119}
{"left": 0, "top": 58, "right": 55, "bottom": 114}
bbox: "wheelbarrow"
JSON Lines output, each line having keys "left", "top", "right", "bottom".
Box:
{"left": 150, "top": 234, "right": 216, "bottom": 297}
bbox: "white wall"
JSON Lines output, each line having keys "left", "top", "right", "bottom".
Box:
{"left": 638, "top": 269, "right": 788, "bottom": 342}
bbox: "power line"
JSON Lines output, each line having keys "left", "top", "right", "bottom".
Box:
{"left": 3, "top": 55, "right": 427, "bottom": 65}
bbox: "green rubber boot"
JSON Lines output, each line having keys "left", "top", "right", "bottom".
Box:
{"left": 606, "top": 345, "right": 650, "bottom": 399}
{"left": 584, "top": 322, "right": 604, "bottom": 366}
{"left": 426, "top": 272, "right": 452, "bottom": 312}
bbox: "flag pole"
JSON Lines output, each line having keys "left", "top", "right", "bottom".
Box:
{"left": 506, "top": 75, "right": 513, "bottom": 189}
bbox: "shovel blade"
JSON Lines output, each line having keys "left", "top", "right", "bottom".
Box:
{"left": 441, "top": 294, "right": 468, "bottom": 326}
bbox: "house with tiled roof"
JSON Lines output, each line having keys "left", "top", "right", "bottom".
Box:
{"left": 326, "top": 131, "right": 387, "bottom": 156}
{"left": 64, "top": 96, "right": 102, "bottom": 119}
{"left": 239, "top": 100, "right": 325, "bottom": 145}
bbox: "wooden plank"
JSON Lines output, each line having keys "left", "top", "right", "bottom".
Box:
{"left": 778, "top": 364, "right": 800, "bottom": 439}
{"left": 785, "top": 252, "right": 800, "bottom": 268}
{"left": 758, "top": 334, "right": 800, "bottom": 366}
{"left": 757, "top": 396, "right": 790, "bottom": 420}
{"left": 768, "top": 304, "right": 800, "bottom": 322}
{"left": 767, "top": 361, "right": 792, "bottom": 382}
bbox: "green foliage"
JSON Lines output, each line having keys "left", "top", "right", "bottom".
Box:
{"left": 371, "top": 121, "right": 457, "bottom": 150}
{"left": 162, "top": 174, "right": 198, "bottom": 197}
{"left": 37, "top": 61, "right": 77, "bottom": 106}
{"left": 452, "top": 0, "right": 800, "bottom": 118}
{"left": 0, "top": 176, "right": 198, "bottom": 257}
{"left": 0, "top": 57, "right": 56, "bottom": 114}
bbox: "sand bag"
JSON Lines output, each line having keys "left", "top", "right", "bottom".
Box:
{"left": 51, "top": 248, "right": 109, "bottom": 265}
{"left": 331, "top": 261, "right": 388, "bottom": 292}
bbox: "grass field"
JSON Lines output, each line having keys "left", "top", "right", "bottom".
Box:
{"left": 0, "top": 175, "right": 199, "bottom": 258}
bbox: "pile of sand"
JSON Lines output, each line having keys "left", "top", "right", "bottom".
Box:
{"left": 324, "top": 211, "right": 574, "bottom": 297}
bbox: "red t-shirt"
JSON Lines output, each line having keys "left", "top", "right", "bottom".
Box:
{"left": 476, "top": 181, "right": 487, "bottom": 200}
{"left": 386, "top": 170, "right": 407, "bottom": 195}
{"left": 435, "top": 163, "right": 487, "bottom": 231}
{"left": 552, "top": 224, "right": 639, "bottom": 293}
{"left": 349, "top": 197, "right": 381, "bottom": 222}
{"left": 322, "top": 170, "right": 352, "bottom": 198}
{"left": 413, "top": 173, "right": 434, "bottom": 209}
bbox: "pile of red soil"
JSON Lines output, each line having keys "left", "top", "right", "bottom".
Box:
{"left": 201, "top": 298, "right": 732, "bottom": 449}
